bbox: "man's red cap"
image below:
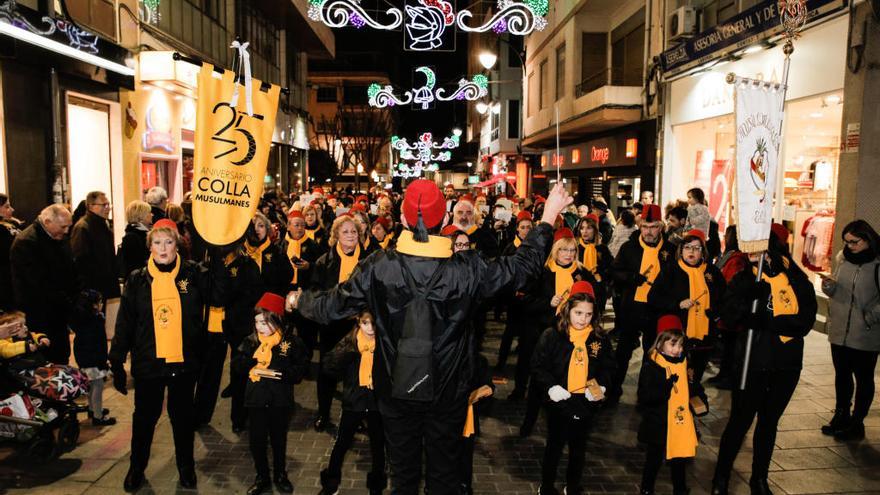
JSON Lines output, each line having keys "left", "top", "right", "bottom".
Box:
{"left": 152, "top": 218, "right": 178, "bottom": 233}
{"left": 256, "top": 292, "right": 285, "bottom": 316}
{"left": 516, "top": 210, "right": 533, "bottom": 224}
{"left": 287, "top": 210, "right": 304, "bottom": 220}
{"left": 771, "top": 223, "right": 789, "bottom": 244}
{"left": 312, "top": 186, "right": 325, "bottom": 195}
{"left": 642, "top": 204, "right": 663, "bottom": 223}
{"left": 586, "top": 213, "right": 600, "bottom": 224}
{"left": 403, "top": 179, "right": 446, "bottom": 229}
{"left": 657, "top": 315, "right": 684, "bottom": 335}
{"left": 685, "top": 229, "right": 706, "bottom": 243}
{"left": 554, "top": 227, "right": 575, "bottom": 242}
{"left": 459, "top": 194, "right": 474, "bottom": 205}
{"left": 570, "top": 281, "right": 595, "bottom": 298}
{"left": 350, "top": 203, "right": 366, "bottom": 213}
{"left": 534, "top": 195, "right": 546, "bottom": 205}
{"left": 355, "top": 195, "right": 369, "bottom": 204}
{"left": 373, "top": 216, "right": 391, "bottom": 231}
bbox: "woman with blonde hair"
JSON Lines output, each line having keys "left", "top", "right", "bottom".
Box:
{"left": 119, "top": 200, "right": 153, "bottom": 277}
{"left": 303, "top": 204, "right": 328, "bottom": 249}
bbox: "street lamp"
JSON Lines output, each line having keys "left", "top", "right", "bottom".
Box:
{"left": 491, "top": 102, "right": 502, "bottom": 114}
{"left": 479, "top": 51, "right": 498, "bottom": 70}
{"left": 476, "top": 102, "right": 489, "bottom": 114}
{"left": 453, "top": 127, "right": 463, "bottom": 137}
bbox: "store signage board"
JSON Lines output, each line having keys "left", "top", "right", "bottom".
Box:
{"left": 844, "top": 122, "right": 860, "bottom": 153}
{"left": 660, "top": 0, "right": 845, "bottom": 78}
{"left": 540, "top": 135, "right": 638, "bottom": 171}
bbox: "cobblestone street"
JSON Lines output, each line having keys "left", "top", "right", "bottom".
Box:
{"left": 2, "top": 317, "right": 879, "bottom": 494}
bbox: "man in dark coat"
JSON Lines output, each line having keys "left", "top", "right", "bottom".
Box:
{"left": 591, "top": 199, "right": 614, "bottom": 247}
{"left": 291, "top": 180, "right": 572, "bottom": 494}
{"left": 71, "top": 191, "right": 121, "bottom": 301}
{"left": 10, "top": 204, "right": 78, "bottom": 364}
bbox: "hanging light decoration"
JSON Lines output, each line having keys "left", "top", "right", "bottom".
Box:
{"left": 368, "top": 67, "right": 488, "bottom": 109}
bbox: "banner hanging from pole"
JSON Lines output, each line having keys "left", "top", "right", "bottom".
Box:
{"left": 192, "top": 64, "right": 281, "bottom": 245}
{"left": 731, "top": 75, "right": 786, "bottom": 254}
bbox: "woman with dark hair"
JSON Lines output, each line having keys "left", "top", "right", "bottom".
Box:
{"left": 532, "top": 281, "right": 614, "bottom": 495}
{"left": 711, "top": 224, "right": 817, "bottom": 495}
{"left": 0, "top": 193, "right": 23, "bottom": 310}
{"left": 820, "top": 219, "right": 880, "bottom": 440}
{"left": 246, "top": 213, "right": 294, "bottom": 295}
{"left": 686, "top": 187, "right": 711, "bottom": 236}
{"left": 608, "top": 209, "right": 638, "bottom": 258}
{"left": 710, "top": 225, "right": 750, "bottom": 389}
{"left": 575, "top": 215, "right": 612, "bottom": 310}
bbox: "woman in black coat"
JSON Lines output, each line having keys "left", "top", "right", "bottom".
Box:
{"left": 303, "top": 204, "right": 329, "bottom": 250}
{"left": 246, "top": 213, "right": 295, "bottom": 296}
{"left": 648, "top": 229, "right": 726, "bottom": 384}
{"left": 575, "top": 215, "right": 612, "bottom": 308}
{"left": 109, "top": 219, "right": 227, "bottom": 492}
{"left": 711, "top": 226, "right": 818, "bottom": 495}
{"left": 0, "top": 193, "right": 22, "bottom": 310}
{"left": 118, "top": 200, "right": 153, "bottom": 278}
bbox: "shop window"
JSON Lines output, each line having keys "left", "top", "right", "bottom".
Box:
{"left": 611, "top": 8, "right": 645, "bottom": 86}
{"left": 507, "top": 100, "right": 521, "bottom": 139}
{"left": 539, "top": 59, "right": 548, "bottom": 109}
{"left": 555, "top": 44, "right": 565, "bottom": 101}
{"left": 317, "top": 87, "right": 338, "bottom": 103}
{"left": 237, "top": 1, "right": 282, "bottom": 84}
{"left": 491, "top": 111, "right": 500, "bottom": 141}
{"left": 578, "top": 32, "right": 609, "bottom": 97}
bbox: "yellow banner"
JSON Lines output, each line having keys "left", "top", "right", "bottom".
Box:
{"left": 192, "top": 64, "right": 280, "bottom": 246}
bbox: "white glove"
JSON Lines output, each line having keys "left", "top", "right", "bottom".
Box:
{"left": 585, "top": 385, "right": 607, "bottom": 402}
{"left": 548, "top": 385, "right": 571, "bottom": 402}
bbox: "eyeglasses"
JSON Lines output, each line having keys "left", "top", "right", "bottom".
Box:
{"left": 454, "top": 242, "right": 471, "bottom": 249}
{"left": 683, "top": 245, "right": 703, "bottom": 252}
{"left": 844, "top": 238, "right": 864, "bottom": 246}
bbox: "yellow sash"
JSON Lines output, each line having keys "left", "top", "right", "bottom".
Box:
{"left": 679, "top": 260, "right": 710, "bottom": 340}
{"left": 579, "top": 240, "right": 600, "bottom": 282}
{"left": 249, "top": 331, "right": 282, "bottom": 382}
{"left": 513, "top": 236, "right": 522, "bottom": 248}
{"left": 754, "top": 267, "right": 799, "bottom": 343}
{"left": 567, "top": 325, "right": 593, "bottom": 393}
{"left": 147, "top": 256, "right": 184, "bottom": 363}
{"left": 652, "top": 352, "right": 698, "bottom": 459}
{"left": 635, "top": 238, "right": 663, "bottom": 303}
{"left": 357, "top": 329, "right": 375, "bottom": 389}
{"left": 337, "top": 243, "right": 361, "bottom": 284}
{"left": 395, "top": 231, "right": 452, "bottom": 258}
{"left": 285, "top": 233, "right": 303, "bottom": 284}
{"left": 364, "top": 236, "right": 372, "bottom": 251}
{"left": 246, "top": 237, "right": 270, "bottom": 271}
{"left": 548, "top": 261, "right": 577, "bottom": 297}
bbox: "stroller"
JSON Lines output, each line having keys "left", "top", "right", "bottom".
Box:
{"left": 0, "top": 358, "right": 90, "bottom": 460}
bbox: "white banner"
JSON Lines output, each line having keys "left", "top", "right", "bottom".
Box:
{"left": 733, "top": 78, "right": 786, "bottom": 253}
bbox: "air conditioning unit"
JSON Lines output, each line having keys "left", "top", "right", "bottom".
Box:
{"left": 668, "top": 6, "right": 698, "bottom": 42}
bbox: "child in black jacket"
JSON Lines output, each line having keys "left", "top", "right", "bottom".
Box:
{"left": 234, "top": 293, "right": 308, "bottom": 495}
{"left": 319, "top": 311, "right": 386, "bottom": 495}
{"left": 637, "top": 315, "right": 706, "bottom": 495}
{"left": 70, "top": 289, "right": 115, "bottom": 426}
{"left": 531, "top": 281, "right": 615, "bottom": 495}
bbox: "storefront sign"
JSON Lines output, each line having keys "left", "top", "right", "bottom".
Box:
{"left": 192, "top": 64, "right": 280, "bottom": 246}
{"left": 540, "top": 134, "right": 639, "bottom": 171}
{"left": 844, "top": 122, "right": 860, "bottom": 153}
{"left": 660, "top": 0, "right": 845, "bottom": 78}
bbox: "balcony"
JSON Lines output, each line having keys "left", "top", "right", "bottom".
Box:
{"left": 574, "top": 67, "right": 643, "bottom": 98}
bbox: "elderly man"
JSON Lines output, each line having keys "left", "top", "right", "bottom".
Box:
{"left": 145, "top": 186, "right": 168, "bottom": 222}
{"left": 71, "top": 191, "right": 120, "bottom": 301}
{"left": 452, "top": 198, "right": 498, "bottom": 257}
{"left": 10, "top": 204, "right": 78, "bottom": 364}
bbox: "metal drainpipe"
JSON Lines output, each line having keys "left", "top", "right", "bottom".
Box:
{"left": 49, "top": 67, "right": 66, "bottom": 205}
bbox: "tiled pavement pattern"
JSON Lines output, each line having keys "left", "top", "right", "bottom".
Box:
{"left": 2, "top": 315, "right": 879, "bottom": 494}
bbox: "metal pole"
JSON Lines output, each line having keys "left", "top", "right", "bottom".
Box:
{"left": 555, "top": 105, "right": 560, "bottom": 183}
{"left": 739, "top": 251, "right": 766, "bottom": 390}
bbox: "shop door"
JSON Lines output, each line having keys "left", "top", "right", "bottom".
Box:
{"left": 66, "top": 95, "right": 113, "bottom": 217}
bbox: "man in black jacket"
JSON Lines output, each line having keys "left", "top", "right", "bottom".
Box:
{"left": 10, "top": 204, "right": 77, "bottom": 364}
{"left": 291, "top": 180, "right": 572, "bottom": 494}
{"left": 71, "top": 191, "right": 120, "bottom": 301}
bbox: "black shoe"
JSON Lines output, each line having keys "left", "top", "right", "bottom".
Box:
{"left": 537, "top": 485, "right": 559, "bottom": 495}
{"left": 508, "top": 389, "right": 525, "bottom": 402}
{"left": 749, "top": 478, "right": 772, "bottom": 495}
{"left": 232, "top": 423, "right": 247, "bottom": 434}
{"left": 639, "top": 489, "right": 654, "bottom": 495}
{"left": 179, "top": 467, "right": 197, "bottom": 489}
{"left": 88, "top": 408, "right": 110, "bottom": 419}
{"left": 220, "top": 384, "right": 233, "bottom": 398}
{"left": 711, "top": 477, "right": 729, "bottom": 495}
{"left": 273, "top": 471, "right": 294, "bottom": 493}
{"left": 247, "top": 475, "right": 271, "bottom": 495}
{"left": 563, "top": 486, "right": 583, "bottom": 495}
{"left": 822, "top": 408, "right": 851, "bottom": 436}
{"left": 320, "top": 469, "right": 341, "bottom": 494}
{"left": 367, "top": 470, "right": 387, "bottom": 494}
{"left": 313, "top": 415, "right": 330, "bottom": 432}
{"left": 123, "top": 468, "right": 145, "bottom": 492}
{"left": 834, "top": 421, "right": 865, "bottom": 441}
{"left": 91, "top": 415, "right": 117, "bottom": 426}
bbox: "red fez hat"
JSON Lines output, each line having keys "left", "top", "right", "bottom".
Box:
{"left": 312, "top": 187, "right": 325, "bottom": 195}
{"left": 534, "top": 195, "right": 546, "bottom": 205}
{"left": 152, "top": 218, "right": 178, "bottom": 233}
{"left": 570, "top": 281, "right": 595, "bottom": 298}
{"left": 287, "top": 209, "right": 304, "bottom": 220}
{"left": 586, "top": 213, "right": 600, "bottom": 224}
{"left": 350, "top": 203, "right": 367, "bottom": 213}
{"left": 373, "top": 216, "right": 391, "bottom": 231}
{"left": 310, "top": 199, "right": 321, "bottom": 206}
{"left": 459, "top": 194, "right": 474, "bottom": 205}
{"left": 441, "top": 225, "right": 463, "bottom": 237}
{"left": 771, "top": 223, "right": 789, "bottom": 244}
{"left": 516, "top": 210, "right": 533, "bottom": 224}
{"left": 685, "top": 229, "right": 706, "bottom": 243}
{"left": 642, "top": 204, "right": 663, "bottom": 223}
{"left": 554, "top": 227, "right": 575, "bottom": 242}
{"left": 657, "top": 315, "right": 684, "bottom": 335}
{"left": 403, "top": 179, "right": 446, "bottom": 229}
{"left": 327, "top": 194, "right": 337, "bottom": 200}
{"left": 356, "top": 195, "right": 369, "bottom": 204}
{"left": 476, "top": 192, "right": 487, "bottom": 199}
{"left": 256, "top": 292, "right": 285, "bottom": 316}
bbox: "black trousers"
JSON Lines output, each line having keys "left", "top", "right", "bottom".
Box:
{"left": 831, "top": 344, "right": 879, "bottom": 421}
{"left": 717, "top": 330, "right": 738, "bottom": 380}
{"left": 381, "top": 399, "right": 467, "bottom": 495}
{"left": 513, "top": 326, "right": 541, "bottom": 394}
{"left": 193, "top": 333, "right": 227, "bottom": 424}
{"left": 248, "top": 406, "right": 291, "bottom": 478}
{"left": 714, "top": 368, "right": 800, "bottom": 481}
{"left": 130, "top": 373, "right": 196, "bottom": 473}
{"left": 541, "top": 406, "right": 590, "bottom": 490}
{"left": 229, "top": 346, "right": 248, "bottom": 428}
{"left": 688, "top": 341, "right": 711, "bottom": 385}
{"left": 459, "top": 412, "right": 483, "bottom": 491}
{"left": 323, "top": 410, "right": 386, "bottom": 490}
{"left": 641, "top": 444, "right": 687, "bottom": 492}
{"left": 317, "top": 328, "right": 346, "bottom": 420}
{"left": 611, "top": 307, "right": 654, "bottom": 396}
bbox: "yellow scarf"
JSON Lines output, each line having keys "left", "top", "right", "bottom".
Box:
{"left": 379, "top": 232, "right": 393, "bottom": 250}
{"left": 364, "top": 236, "right": 372, "bottom": 251}
{"left": 304, "top": 226, "right": 318, "bottom": 242}
{"left": 246, "top": 237, "right": 271, "bottom": 271}
{"left": 513, "top": 236, "right": 522, "bottom": 248}
{"left": 754, "top": 267, "right": 800, "bottom": 343}
{"left": 652, "top": 352, "right": 698, "bottom": 459}
{"left": 679, "top": 260, "right": 710, "bottom": 340}
{"left": 579, "top": 239, "right": 600, "bottom": 281}
{"left": 357, "top": 329, "right": 375, "bottom": 389}
{"left": 147, "top": 255, "right": 184, "bottom": 363}
{"left": 337, "top": 243, "right": 361, "bottom": 284}
{"left": 249, "top": 331, "right": 282, "bottom": 382}
{"left": 548, "top": 261, "right": 577, "bottom": 297}
{"left": 395, "top": 230, "right": 453, "bottom": 258}
{"left": 286, "top": 233, "right": 304, "bottom": 284}
{"left": 208, "top": 252, "right": 237, "bottom": 334}
{"left": 635, "top": 237, "right": 663, "bottom": 303}
{"left": 465, "top": 224, "right": 478, "bottom": 236}
{"left": 567, "top": 325, "right": 593, "bottom": 393}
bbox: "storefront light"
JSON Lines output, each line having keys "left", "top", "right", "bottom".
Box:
{"left": 742, "top": 45, "right": 763, "bottom": 55}
{"left": 625, "top": 138, "right": 638, "bottom": 158}
{"left": 571, "top": 149, "right": 580, "bottom": 163}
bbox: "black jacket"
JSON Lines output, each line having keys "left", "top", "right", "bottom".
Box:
{"left": 522, "top": 265, "right": 602, "bottom": 331}
{"left": 297, "top": 223, "right": 554, "bottom": 408}
{"left": 10, "top": 221, "right": 78, "bottom": 331}
{"left": 305, "top": 224, "right": 328, "bottom": 251}
{"left": 324, "top": 329, "right": 377, "bottom": 412}
{"left": 647, "top": 260, "right": 726, "bottom": 341}
{"left": 70, "top": 309, "right": 108, "bottom": 370}
{"left": 220, "top": 254, "right": 265, "bottom": 347}
{"left": 531, "top": 326, "right": 616, "bottom": 418}
{"left": 248, "top": 240, "right": 295, "bottom": 296}
{"left": 305, "top": 244, "right": 371, "bottom": 349}
{"left": 598, "top": 214, "right": 614, "bottom": 247}
{"left": 277, "top": 235, "right": 325, "bottom": 290}
{"left": 720, "top": 256, "right": 817, "bottom": 371}
{"left": 71, "top": 212, "right": 120, "bottom": 299}
{"left": 233, "top": 330, "right": 308, "bottom": 408}
{"left": 611, "top": 236, "right": 677, "bottom": 311}
{"left": 0, "top": 219, "right": 22, "bottom": 310}
{"left": 119, "top": 223, "right": 149, "bottom": 279}
{"left": 637, "top": 353, "right": 705, "bottom": 446}
{"left": 109, "top": 258, "right": 227, "bottom": 379}
{"left": 469, "top": 225, "right": 499, "bottom": 258}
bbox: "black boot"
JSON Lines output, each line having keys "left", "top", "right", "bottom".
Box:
{"left": 178, "top": 467, "right": 197, "bottom": 489}
{"left": 123, "top": 467, "right": 145, "bottom": 492}
{"left": 834, "top": 421, "right": 865, "bottom": 441}
{"left": 821, "top": 408, "right": 851, "bottom": 435}
{"left": 749, "top": 478, "right": 773, "bottom": 495}
{"left": 711, "top": 476, "right": 729, "bottom": 495}
{"left": 367, "top": 471, "right": 387, "bottom": 495}
{"left": 320, "top": 468, "right": 341, "bottom": 495}
{"left": 273, "top": 471, "right": 294, "bottom": 493}
{"left": 246, "top": 475, "right": 271, "bottom": 495}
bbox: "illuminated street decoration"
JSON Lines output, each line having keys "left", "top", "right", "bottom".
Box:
{"left": 307, "top": 0, "right": 403, "bottom": 30}
{"left": 368, "top": 67, "right": 488, "bottom": 110}
{"left": 405, "top": 0, "right": 454, "bottom": 51}
{"left": 392, "top": 132, "right": 458, "bottom": 177}
{"left": 392, "top": 162, "right": 440, "bottom": 178}
{"left": 456, "top": 0, "right": 548, "bottom": 34}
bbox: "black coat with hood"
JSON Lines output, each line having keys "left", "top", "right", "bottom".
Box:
{"left": 522, "top": 265, "right": 602, "bottom": 331}
{"left": 119, "top": 223, "right": 149, "bottom": 279}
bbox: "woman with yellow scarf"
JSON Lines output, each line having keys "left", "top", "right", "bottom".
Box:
{"left": 648, "top": 229, "right": 726, "bottom": 384}
{"left": 531, "top": 281, "right": 614, "bottom": 495}
{"left": 245, "top": 213, "right": 294, "bottom": 295}
{"left": 575, "top": 214, "right": 612, "bottom": 308}
{"left": 108, "top": 219, "right": 228, "bottom": 493}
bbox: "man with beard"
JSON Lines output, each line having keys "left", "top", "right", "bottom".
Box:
{"left": 452, "top": 198, "right": 498, "bottom": 258}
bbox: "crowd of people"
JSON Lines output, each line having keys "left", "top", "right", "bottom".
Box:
{"left": 0, "top": 181, "right": 878, "bottom": 495}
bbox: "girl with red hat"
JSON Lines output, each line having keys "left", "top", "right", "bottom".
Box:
{"left": 234, "top": 292, "right": 308, "bottom": 495}
{"left": 647, "top": 229, "right": 726, "bottom": 384}
{"left": 532, "top": 281, "right": 614, "bottom": 495}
